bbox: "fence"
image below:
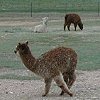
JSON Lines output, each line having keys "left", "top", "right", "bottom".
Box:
{"left": 0, "top": 0, "right": 100, "bottom": 17}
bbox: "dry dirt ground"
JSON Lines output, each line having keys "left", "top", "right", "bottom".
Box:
{"left": 0, "top": 70, "right": 100, "bottom": 100}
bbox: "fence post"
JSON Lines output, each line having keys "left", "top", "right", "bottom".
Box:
{"left": 31, "top": 2, "right": 32, "bottom": 17}
{"left": 98, "top": 1, "right": 100, "bottom": 16}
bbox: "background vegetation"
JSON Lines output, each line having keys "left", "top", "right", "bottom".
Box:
{"left": 0, "top": 0, "right": 99, "bottom": 13}
{"left": 0, "top": 18, "right": 100, "bottom": 71}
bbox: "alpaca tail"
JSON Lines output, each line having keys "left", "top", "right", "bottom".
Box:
{"left": 65, "top": 14, "right": 69, "bottom": 20}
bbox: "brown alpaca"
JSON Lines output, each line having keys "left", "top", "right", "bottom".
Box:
{"left": 64, "top": 13, "right": 83, "bottom": 31}
{"left": 14, "top": 41, "right": 77, "bottom": 97}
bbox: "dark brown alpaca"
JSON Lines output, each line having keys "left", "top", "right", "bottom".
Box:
{"left": 64, "top": 13, "right": 83, "bottom": 31}
{"left": 14, "top": 41, "right": 77, "bottom": 97}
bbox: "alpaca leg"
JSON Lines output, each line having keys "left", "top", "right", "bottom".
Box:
{"left": 42, "top": 78, "right": 52, "bottom": 97}
{"left": 60, "top": 72, "right": 76, "bottom": 95}
{"left": 64, "top": 23, "right": 67, "bottom": 31}
{"left": 60, "top": 72, "right": 69, "bottom": 95}
{"left": 67, "top": 55, "right": 77, "bottom": 88}
{"left": 67, "top": 72, "right": 76, "bottom": 89}
{"left": 74, "top": 23, "right": 77, "bottom": 31}
{"left": 54, "top": 73, "right": 73, "bottom": 97}
{"left": 67, "top": 23, "right": 71, "bottom": 31}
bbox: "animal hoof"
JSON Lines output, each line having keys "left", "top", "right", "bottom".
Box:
{"left": 42, "top": 94, "right": 46, "bottom": 97}
{"left": 69, "top": 93, "right": 73, "bottom": 97}
{"left": 60, "top": 91, "right": 64, "bottom": 96}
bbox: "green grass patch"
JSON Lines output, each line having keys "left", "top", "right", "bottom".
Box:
{"left": 0, "top": 17, "right": 100, "bottom": 71}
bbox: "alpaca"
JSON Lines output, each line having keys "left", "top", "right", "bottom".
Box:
{"left": 14, "top": 41, "right": 77, "bottom": 97}
{"left": 34, "top": 17, "right": 48, "bottom": 33}
{"left": 64, "top": 14, "right": 83, "bottom": 31}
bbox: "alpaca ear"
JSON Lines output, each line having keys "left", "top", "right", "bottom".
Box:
{"left": 18, "top": 43, "right": 21, "bottom": 45}
{"left": 25, "top": 41, "right": 28, "bottom": 45}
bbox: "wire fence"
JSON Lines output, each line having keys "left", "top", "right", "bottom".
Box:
{"left": 0, "top": 0, "right": 100, "bottom": 17}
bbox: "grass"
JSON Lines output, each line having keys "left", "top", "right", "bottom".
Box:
{"left": 0, "top": 19, "right": 100, "bottom": 71}
{"left": 0, "top": 14, "right": 100, "bottom": 80}
{"left": 0, "top": 1, "right": 99, "bottom": 80}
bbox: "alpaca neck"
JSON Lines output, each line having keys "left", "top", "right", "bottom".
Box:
{"left": 19, "top": 51, "right": 36, "bottom": 72}
{"left": 43, "top": 21, "right": 47, "bottom": 26}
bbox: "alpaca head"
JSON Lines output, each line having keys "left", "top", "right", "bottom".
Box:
{"left": 78, "top": 22, "right": 83, "bottom": 30}
{"left": 14, "top": 41, "right": 29, "bottom": 55}
{"left": 42, "top": 17, "right": 48, "bottom": 25}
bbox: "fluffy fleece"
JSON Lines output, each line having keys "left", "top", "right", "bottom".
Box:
{"left": 34, "top": 17, "right": 48, "bottom": 33}
{"left": 64, "top": 13, "right": 83, "bottom": 31}
{"left": 14, "top": 41, "right": 77, "bottom": 97}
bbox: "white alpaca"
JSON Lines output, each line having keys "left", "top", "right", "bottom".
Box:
{"left": 34, "top": 17, "right": 48, "bottom": 33}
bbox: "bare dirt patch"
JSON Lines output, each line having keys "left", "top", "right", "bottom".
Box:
{"left": 0, "top": 70, "right": 100, "bottom": 100}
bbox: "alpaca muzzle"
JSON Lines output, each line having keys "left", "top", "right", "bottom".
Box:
{"left": 14, "top": 50, "right": 17, "bottom": 54}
